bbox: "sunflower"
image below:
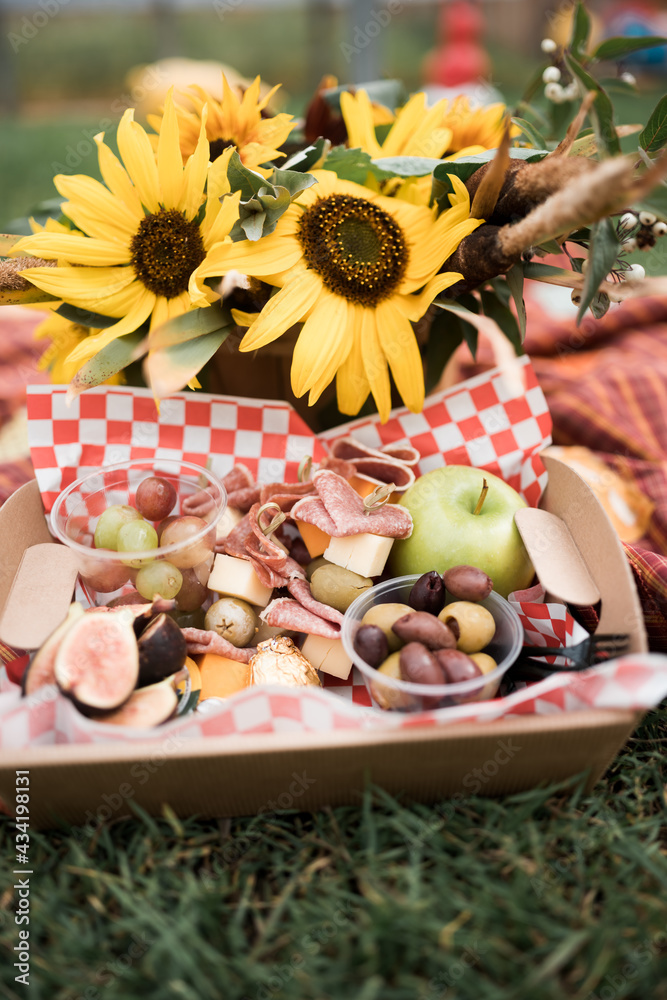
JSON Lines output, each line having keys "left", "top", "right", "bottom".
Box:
{"left": 191, "top": 170, "right": 482, "bottom": 421}
{"left": 34, "top": 310, "right": 123, "bottom": 385}
{"left": 341, "top": 89, "right": 489, "bottom": 161}
{"left": 442, "top": 96, "right": 516, "bottom": 153}
{"left": 148, "top": 75, "right": 296, "bottom": 175}
{"left": 14, "top": 90, "right": 240, "bottom": 370}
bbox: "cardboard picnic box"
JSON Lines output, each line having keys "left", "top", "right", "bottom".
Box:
{"left": 0, "top": 361, "right": 655, "bottom": 829}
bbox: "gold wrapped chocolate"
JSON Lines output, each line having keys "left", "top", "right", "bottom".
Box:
{"left": 249, "top": 636, "right": 321, "bottom": 688}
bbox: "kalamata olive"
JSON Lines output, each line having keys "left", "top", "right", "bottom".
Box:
{"left": 392, "top": 611, "right": 457, "bottom": 650}
{"left": 310, "top": 564, "right": 373, "bottom": 614}
{"left": 361, "top": 603, "right": 415, "bottom": 652}
{"left": 438, "top": 601, "right": 496, "bottom": 654}
{"left": 204, "top": 597, "right": 258, "bottom": 647}
{"left": 399, "top": 642, "right": 446, "bottom": 686}
{"left": 443, "top": 565, "right": 493, "bottom": 603}
{"left": 371, "top": 652, "right": 415, "bottom": 711}
{"left": 434, "top": 648, "right": 482, "bottom": 684}
{"left": 353, "top": 624, "right": 388, "bottom": 668}
{"left": 408, "top": 571, "right": 446, "bottom": 615}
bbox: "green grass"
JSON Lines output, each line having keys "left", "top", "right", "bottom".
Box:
{"left": 1, "top": 704, "right": 666, "bottom": 999}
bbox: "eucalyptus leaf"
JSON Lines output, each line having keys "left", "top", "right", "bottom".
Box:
{"left": 271, "top": 169, "right": 317, "bottom": 199}
{"left": 593, "top": 36, "right": 667, "bottom": 61}
{"left": 523, "top": 261, "right": 582, "bottom": 285}
{"left": 69, "top": 331, "right": 145, "bottom": 394}
{"left": 237, "top": 210, "right": 267, "bottom": 242}
{"left": 537, "top": 239, "right": 564, "bottom": 255}
{"left": 226, "top": 150, "right": 269, "bottom": 199}
{"left": 322, "top": 146, "right": 394, "bottom": 184}
{"left": 424, "top": 310, "right": 464, "bottom": 393}
{"left": 570, "top": 1, "right": 591, "bottom": 57}
{"left": 144, "top": 328, "right": 232, "bottom": 400}
{"left": 589, "top": 290, "right": 611, "bottom": 320}
{"left": 511, "top": 117, "right": 548, "bottom": 150}
{"left": 577, "top": 217, "right": 619, "bottom": 323}
{"left": 282, "top": 138, "right": 329, "bottom": 172}
{"left": 56, "top": 303, "right": 119, "bottom": 329}
{"left": 505, "top": 264, "right": 526, "bottom": 341}
{"left": 371, "top": 156, "right": 444, "bottom": 177}
{"left": 565, "top": 55, "right": 620, "bottom": 156}
{"left": 639, "top": 95, "right": 667, "bottom": 154}
{"left": 479, "top": 290, "right": 524, "bottom": 354}
{"left": 148, "top": 304, "right": 231, "bottom": 351}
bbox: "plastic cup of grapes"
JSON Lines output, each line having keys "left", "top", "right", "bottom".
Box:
{"left": 341, "top": 574, "right": 523, "bottom": 712}
{"left": 50, "top": 459, "right": 227, "bottom": 620}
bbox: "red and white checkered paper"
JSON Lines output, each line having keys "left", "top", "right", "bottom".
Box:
{"left": 3, "top": 357, "right": 666, "bottom": 750}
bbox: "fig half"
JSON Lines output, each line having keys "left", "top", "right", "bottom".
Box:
{"left": 96, "top": 677, "right": 178, "bottom": 727}
{"left": 23, "top": 603, "right": 85, "bottom": 697}
{"left": 137, "top": 613, "right": 187, "bottom": 687}
{"left": 54, "top": 610, "right": 139, "bottom": 715}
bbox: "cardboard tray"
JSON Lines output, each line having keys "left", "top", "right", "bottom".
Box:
{"left": 0, "top": 454, "right": 648, "bottom": 828}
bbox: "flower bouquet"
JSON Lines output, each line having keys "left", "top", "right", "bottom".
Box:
{"left": 2, "top": 0, "right": 667, "bottom": 429}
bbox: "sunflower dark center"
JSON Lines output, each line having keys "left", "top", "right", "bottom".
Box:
{"left": 130, "top": 208, "right": 205, "bottom": 299}
{"left": 297, "top": 193, "right": 409, "bottom": 307}
{"left": 209, "top": 137, "right": 235, "bottom": 162}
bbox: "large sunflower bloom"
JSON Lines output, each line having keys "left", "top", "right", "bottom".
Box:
{"left": 341, "top": 89, "right": 488, "bottom": 161}
{"left": 191, "top": 170, "right": 483, "bottom": 421}
{"left": 148, "top": 75, "right": 295, "bottom": 175}
{"left": 15, "top": 91, "right": 240, "bottom": 370}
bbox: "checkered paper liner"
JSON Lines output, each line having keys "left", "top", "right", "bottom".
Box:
{"left": 5, "top": 357, "right": 664, "bottom": 748}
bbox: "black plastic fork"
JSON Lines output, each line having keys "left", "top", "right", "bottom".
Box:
{"left": 520, "top": 633, "right": 631, "bottom": 669}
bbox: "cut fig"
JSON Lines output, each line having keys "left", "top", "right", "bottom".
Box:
{"left": 23, "top": 603, "right": 85, "bottom": 697}
{"left": 96, "top": 677, "right": 178, "bottom": 727}
{"left": 137, "top": 613, "right": 187, "bottom": 687}
{"left": 54, "top": 610, "right": 139, "bottom": 715}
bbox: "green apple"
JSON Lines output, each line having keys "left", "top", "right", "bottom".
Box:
{"left": 390, "top": 466, "right": 534, "bottom": 598}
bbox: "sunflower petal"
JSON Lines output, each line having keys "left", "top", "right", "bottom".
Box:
{"left": 181, "top": 105, "right": 209, "bottom": 220}
{"left": 65, "top": 288, "right": 156, "bottom": 364}
{"left": 202, "top": 190, "right": 241, "bottom": 249}
{"left": 340, "top": 91, "right": 382, "bottom": 159}
{"left": 336, "top": 303, "right": 370, "bottom": 416}
{"left": 376, "top": 299, "right": 424, "bottom": 413}
{"left": 17, "top": 265, "right": 136, "bottom": 311}
{"left": 360, "top": 306, "right": 392, "bottom": 422}
{"left": 117, "top": 109, "right": 160, "bottom": 213}
{"left": 239, "top": 270, "right": 320, "bottom": 352}
{"left": 400, "top": 217, "right": 483, "bottom": 293}
{"left": 55, "top": 174, "right": 138, "bottom": 238}
{"left": 396, "top": 271, "right": 464, "bottom": 322}
{"left": 94, "top": 134, "right": 144, "bottom": 218}
{"left": 13, "top": 233, "right": 130, "bottom": 267}
{"left": 157, "top": 89, "right": 185, "bottom": 210}
{"left": 291, "top": 293, "right": 351, "bottom": 398}
{"left": 192, "top": 232, "right": 302, "bottom": 283}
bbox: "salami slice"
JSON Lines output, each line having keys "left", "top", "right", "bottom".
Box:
{"left": 318, "top": 455, "right": 357, "bottom": 481}
{"left": 328, "top": 436, "right": 417, "bottom": 491}
{"left": 259, "top": 480, "right": 315, "bottom": 512}
{"left": 261, "top": 598, "right": 342, "bottom": 639}
{"left": 182, "top": 628, "right": 257, "bottom": 663}
{"left": 287, "top": 577, "right": 345, "bottom": 626}
{"left": 290, "top": 470, "right": 413, "bottom": 538}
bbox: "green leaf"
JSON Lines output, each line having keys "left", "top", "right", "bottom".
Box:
{"left": 321, "top": 79, "right": 407, "bottom": 113}
{"left": 589, "top": 290, "right": 611, "bottom": 320}
{"left": 432, "top": 147, "right": 549, "bottom": 191}
{"left": 322, "top": 146, "right": 394, "bottom": 185}
{"left": 570, "top": 1, "right": 591, "bottom": 57}
{"left": 144, "top": 328, "right": 232, "bottom": 400}
{"left": 371, "top": 156, "right": 444, "bottom": 177}
{"left": 511, "top": 117, "right": 547, "bottom": 150}
{"left": 537, "top": 239, "right": 564, "bottom": 255}
{"left": 69, "top": 331, "right": 145, "bottom": 395}
{"left": 271, "top": 169, "right": 317, "bottom": 200}
{"left": 479, "top": 290, "right": 524, "bottom": 354}
{"left": 505, "top": 264, "right": 526, "bottom": 341}
{"left": 593, "top": 36, "right": 667, "bottom": 61}
{"left": 227, "top": 154, "right": 317, "bottom": 242}
{"left": 565, "top": 54, "right": 620, "bottom": 156}
{"left": 577, "top": 217, "right": 619, "bottom": 323}
{"left": 56, "top": 303, "right": 119, "bottom": 329}
{"left": 148, "top": 304, "right": 230, "bottom": 351}
{"left": 423, "top": 310, "right": 464, "bottom": 393}
{"left": 639, "top": 95, "right": 667, "bottom": 154}
{"left": 282, "top": 138, "right": 329, "bottom": 172}
{"left": 226, "top": 150, "right": 269, "bottom": 199}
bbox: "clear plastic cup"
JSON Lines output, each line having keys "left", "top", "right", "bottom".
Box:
{"left": 50, "top": 459, "right": 227, "bottom": 610}
{"left": 341, "top": 574, "right": 524, "bottom": 712}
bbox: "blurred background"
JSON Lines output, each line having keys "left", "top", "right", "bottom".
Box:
{"left": 1, "top": 0, "right": 666, "bottom": 231}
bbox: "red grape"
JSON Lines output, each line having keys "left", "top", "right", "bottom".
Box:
{"left": 135, "top": 476, "right": 177, "bottom": 521}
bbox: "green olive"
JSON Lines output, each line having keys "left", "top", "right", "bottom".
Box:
{"left": 361, "top": 602, "right": 415, "bottom": 653}
{"left": 310, "top": 564, "right": 373, "bottom": 614}
{"left": 438, "top": 601, "right": 496, "bottom": 654}
{"left": 204, "top": 597, "right": 258, "bottom": 647}
{"left": 306, "top": 556, "right": 331, "bottom": 581}
{"left": 371, "top": 652, "right": 414, "bottom": 711}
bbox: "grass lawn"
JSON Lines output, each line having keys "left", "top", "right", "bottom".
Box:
{"left": 1, "top": 703, "right": 666, "bottom": 999}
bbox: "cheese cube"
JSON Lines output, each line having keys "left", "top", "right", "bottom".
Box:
{"left": 196, "top": 653, "right": 250, "bottom": 701}
{"left": 324, "top": 533, "right": 394, "bottom": 578}
{"left": 216, "top": 506, "right": 244, "bottom": 540}
{"left": 301, "top": 633, "right": 352, "bottom": 680}
{"left": 208, "top": 553, "right": 273, "bottom": 607}
{"left": 296, "top": 520, "right": 331, "bottom": 558}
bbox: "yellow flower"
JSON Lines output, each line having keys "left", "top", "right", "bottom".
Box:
{"left": 34, "top": 310, "right": 122, "bottom": 385}
{"left": 191, "top": 170, "right": 482, "bottom": 421}
{"left": 442, "top": 96, "right": 514, "bottom": 153}
{"left": 148, "top": 75, "right": 296, "bottom": 176}
{"left": 14, "top": 90, "right": 240, "bottom": 370}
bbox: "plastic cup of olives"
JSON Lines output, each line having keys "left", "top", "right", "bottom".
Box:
{"left": 51, "top": 459, "right": 227, "bottom": 610}
{"left": 341, "top": 574, "right": 524, "bottom": 712}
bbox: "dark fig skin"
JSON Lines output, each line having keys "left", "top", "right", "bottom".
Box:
{"left": 443, "top": 565, "right": 493, "bottom": 603}
{"left": 392, "top": 612, "right": 457, "bottom": 651}
{"left": 137, "top": 613, "right": 187, "bottom": 687}
{"left": 353, "top": 624, "right": 388, "bottom": 668}
{"left": 434, "top": 648, "right": 482, "bottom": 684}
{"left": 408, "top": 571, "right": 446, "bottom": 615}
{"left": 399, "top": 642, "right": 446, "bottom": 686}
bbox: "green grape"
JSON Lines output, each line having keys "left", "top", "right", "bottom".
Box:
{"left": 94, "top": 505, "right": 143, "bottom": 551}
{"left": 117, "top": 520, "right": 159, "bottom": 567}
{"left": 135, "top": 560, "right": 183, "bottom": 601}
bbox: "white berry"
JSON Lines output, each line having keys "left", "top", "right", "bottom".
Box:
{"left": 623, "top": 237, "right": 638, "bottom": 253}
{"left": 620, "top": 72, "right": 636, "bottom": 87}
{"left": 652, "top": 221, "right": 667, "bottom": 237}
{"left": 563, "top": 82, "right": 579, "bottom": 100}
{"left": 625, "top": 263, "right": 645, "bottom": 281}
{"left": 619, "top": 212, "right": 638, "bottom": 233}
{"left": 639, "top": 211, "right": 657, "bottom": 227}
{"left": 542, "top": 66, "right": 561, "bottom": 83}
{"left": 541, "top": 38, "right": 557, "bottom": 53}
{"left": 571, "top": 290, "right": 582, "bottom": 304}
{"left": 545, "top": 82, "right": 565, "bottom": 104}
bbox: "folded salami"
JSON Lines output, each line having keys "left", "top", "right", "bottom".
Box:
{"left": 290, "top": 470, "right": 413, "bottom": 538}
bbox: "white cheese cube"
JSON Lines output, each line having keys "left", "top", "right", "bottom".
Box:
{"left": 301, "top": 633, "right": 352, "bottom": 680}
{"left": 323, "top": 533, "right": 394, "bottom": 578}
{"left": 215, "top": 506, "right": 244, "bottom": 540}
{"left": 208, "top": 553, "right": 273, "bottom": 607}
